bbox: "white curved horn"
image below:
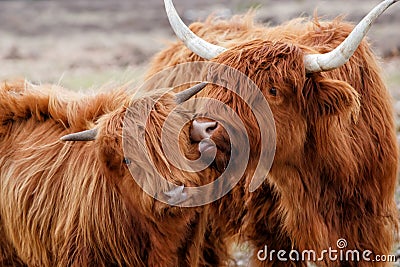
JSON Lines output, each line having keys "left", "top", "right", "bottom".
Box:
{"left": 304, "top": 0, "right": 399, "bottom": 73}
{"left": 164, "top": 0, "right": 227, "bottom": 60}
{"left": 60, "top": 128, "right": 98, "bottom": 142}
{"left": 175, "top": 82, "right": 208, "bottom": 104}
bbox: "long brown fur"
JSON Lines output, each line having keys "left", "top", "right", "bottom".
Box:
{"left": 146, "top": 13, "right": 399, "bottom": 266}
{"left": 0, "top": 80, "right": 223, "bottom": 266}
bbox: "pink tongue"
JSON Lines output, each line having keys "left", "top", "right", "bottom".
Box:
{"left": 198, "top": 138, "right": 217, "bottom": 157}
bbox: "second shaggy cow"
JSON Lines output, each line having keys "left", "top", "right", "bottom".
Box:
{"left": 146, "top": 0, "right": 399, "bottom": 266}
{"left": 0, "top": 80, "right": 222, "bottom": 266}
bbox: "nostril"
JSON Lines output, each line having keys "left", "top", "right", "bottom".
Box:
{"left": 206, "top": 122, "right": 218, "bottom": 133}
{"left": 191, "top": 120, "right": 219, "bottom": 141}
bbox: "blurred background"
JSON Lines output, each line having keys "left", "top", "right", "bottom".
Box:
{"left": 0, "top": 0, "right": 399, "bottom": 265}
{"left": 0, "top": 0, "right": 399, "bottom": 90}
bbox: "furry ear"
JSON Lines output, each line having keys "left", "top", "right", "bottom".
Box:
{"left": 95, "top": 110, "right": 126, "bottom": 178}
{"left": 304, "top": 74, "right": 360, "bottom": 121}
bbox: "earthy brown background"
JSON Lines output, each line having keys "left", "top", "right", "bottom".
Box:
{"left": 0, "top": 0, "right": 399, "bottom": 265}
{"left": 1, "top": 0, "right": 399, "bottom": 90}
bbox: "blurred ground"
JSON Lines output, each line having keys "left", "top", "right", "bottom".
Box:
{"left": 0, "top": 0, "right": 399, "bottom": 266}
{"left": 1, "top": 0, "right": 399, "bottom": 89}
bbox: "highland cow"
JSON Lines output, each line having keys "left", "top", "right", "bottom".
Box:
{"left": 145, "top": 0, "right": 400, "bottom": 266}
{"left": 0, "top": 80, "right": 223, "bottom": 266}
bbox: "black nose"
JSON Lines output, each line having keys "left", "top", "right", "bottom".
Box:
{"left": 190, "top": 120, "right": 218, "bottom": 142}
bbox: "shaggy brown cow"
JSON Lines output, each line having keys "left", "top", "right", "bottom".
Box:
{"left": 146, "top": 0, "right": 399, "bottom": 266}
{"left": 0, "top": 80, "right": 223, "bottom": 266}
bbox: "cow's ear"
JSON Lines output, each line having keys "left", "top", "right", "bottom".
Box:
{"left": 304, "top": 75, "right": 360, "bottom": 120}
{"left": 96, "top": 111, "right": 126, "bottom": 177}
{"left": 97, "top": 133, "right": 124, "bottom": 174}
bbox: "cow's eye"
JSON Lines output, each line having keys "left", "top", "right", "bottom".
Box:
{"left": 269, "top": 87, "right": 277, "bottom": 96}
{"left": 123, "top": 158, "right": 132, "bottom": 165}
